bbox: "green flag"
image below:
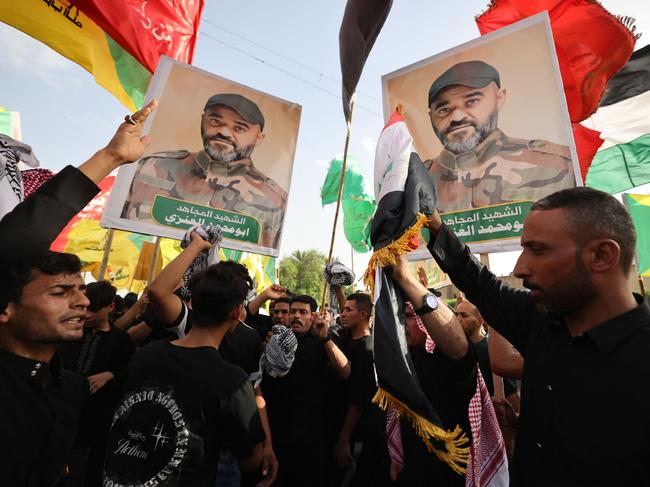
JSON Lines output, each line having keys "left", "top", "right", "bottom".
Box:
{"left": 623, "top": 193, "right": 650, "bottom": 277}
{"left": 321, "top": 156, "right": 376, "bottom": 253}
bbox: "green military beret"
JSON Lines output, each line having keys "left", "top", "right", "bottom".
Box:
{"left": 204, "top": 93, "right": 265, "bottom": 130}
{"left": 428, "top": 60, "right": 501, "bottom": 107}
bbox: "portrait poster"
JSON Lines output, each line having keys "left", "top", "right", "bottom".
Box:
{"left": 382, "top": 13, "right": 581, "bottom": 255}
{"left": 102, "top": 56, "right": 302, "bottom": 257}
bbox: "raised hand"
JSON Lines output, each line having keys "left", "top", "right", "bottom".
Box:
{"left": 189, "top": 230, "right": 213, "bottom": 253}
{"left": 104, "top": 99, "right": 158, "bottom": 165}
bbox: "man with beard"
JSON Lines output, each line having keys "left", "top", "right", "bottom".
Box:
{"left": 424, "top": 60, "right": 574, "bottom": 212}
{"left": 122, "top": 93, "right": 287, "bottom": 248}
{"left": 425, "top": 186, "right": 650, "bottom": 485}
{"left": 262, "top": 295, "right": 351, "bottom": 487}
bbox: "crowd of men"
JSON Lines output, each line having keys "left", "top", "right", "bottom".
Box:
{"left": 1, "top": 100, "right": 649, "bottom": 487}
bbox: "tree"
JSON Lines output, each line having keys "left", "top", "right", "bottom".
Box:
{"left": 279, "top": 249, "right": 327, "bottom": 299}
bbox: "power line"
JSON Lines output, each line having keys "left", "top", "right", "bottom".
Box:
{"left": 197, "top": 30, "right": 383, "bottom": 118}
{"left": 201, "top": 18, "right": 380, "bottom": 103}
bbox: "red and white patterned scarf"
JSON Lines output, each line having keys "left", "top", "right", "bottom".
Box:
{"left": 386, "top": 305, "right": 508, "bottom": 486}
{"left": 465, "top": 368, "right": 509, "bottom": 486}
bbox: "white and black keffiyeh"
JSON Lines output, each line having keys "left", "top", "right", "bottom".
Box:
{"left": 323, "top": 261, "right": 355, "bottom": 313}
{"left": 261, "top": 325, "right": 298, "bottom": 379}
{"left": 179, "top": 224, "right": 223, "bottom": 300}
{"left": 0, "top": 135, "right": 40, "bottom": 219}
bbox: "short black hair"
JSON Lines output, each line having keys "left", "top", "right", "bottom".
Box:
{"left": 346, "top": 292, "right": 373, "bottom": 318}
{"left": 86, "top": 281, "right": 117, "bottom": 312}
{"left": 274, "top": 296, "right": 292, "bottom": 306}
{"left": 531, "top": 187, "right": 637, "bottom": 274}
{"left": 291, "top": 295, "right": 318, "bottom": 312}
{"left": 0, "top": 251, "right": 81, "bottom": 312}
{"left": 189, "top": 261, "right": 253, "bottom": 327}
{"left": 123, "top": 292, "right": 138, "bottom": 309}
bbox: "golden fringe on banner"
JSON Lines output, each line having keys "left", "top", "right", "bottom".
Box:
{"left": 363, "top": 213, "right": 428, "bottom": 293}
{"left": 374, "top": 387, "right": 470, "bottom": 475}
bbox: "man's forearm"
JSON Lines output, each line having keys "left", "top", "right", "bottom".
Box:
{"left": 396, "top": 271, "right": 467, "bottom": 359}
{"left": 78, "top": 148, "right": 124, "bottom": 184}
{"left": 247, "top": 292, "right": 268, "bottom": 317}
{"left": 148, "top": 244, "right": 203, "bottom": 299}
{"left": 113, "top": 304, "right": 143, "bottom": 330}
{"left": 338, "top": 404, "right": 362, "bottom": 444}
{"left": 0, "top": 166, "right": 98, "bottom": 261}
{"left": 335, "top": 286, "right": 347, "bottom": 310}
{"left": 255, "top": 387, "right": 273, "bottom": 447}
{"left": 488, "top": 329, "right": 524, "bottom": 379}
{"left": 325, "top": 341, "right": 351, "bottom": 379}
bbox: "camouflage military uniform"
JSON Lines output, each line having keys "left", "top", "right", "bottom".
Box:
{"left": 424, "top": 129, "right": 575, "bottom": 213}
{"left": 122, "top": 150, "right": 287, "bottom": 248}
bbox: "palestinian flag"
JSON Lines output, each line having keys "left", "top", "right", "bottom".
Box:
{"left": 581, "top": 46, "right": 650, "bottom": 193}
{"left": 476, "top": 0, "right": 637, "bottom": 174}
{"left": 366, "top": 110, "right": 469, "bottom": 474}
{"left": 623, "top": 193, "right": 650, "bottom": 277}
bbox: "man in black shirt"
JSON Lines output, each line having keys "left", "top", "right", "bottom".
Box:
{"left": 104, "top": 258, "right": 265, "bottom": 486}
{"left": 334, "top": 292, "right": 391, "bottom": 486}
{"left": 0, "top": 100, "right": 157, "bottom": 486}
{"left": 262, "top": 295, "right": 351, "bottom": 487}
{"left": 387, "top": 258, "right": 477, "bottom": 486}
{"left": 61, "top": 281, "right": 135, "bottom": 486}
{"left": 146, "top": 233, "right": 278, "bottom": 486}
{"left": 426, "top": 186, "right": 650, "bottom": 485}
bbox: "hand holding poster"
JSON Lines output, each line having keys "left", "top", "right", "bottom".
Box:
{"left": 102, "top": 57, "right": 302, "bottom": 256}
{"left": 382, "top": 14, "right": 580, "bottom": 253}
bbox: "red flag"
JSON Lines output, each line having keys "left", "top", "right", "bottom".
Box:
{"left": 73, "top": 0, "right": 204, "bottom": 73}
{"left": 476, "top": 0, "right": 637, "bottom": 123}
{"left": 571, "top": 123, "right": 603, "bottom": 184}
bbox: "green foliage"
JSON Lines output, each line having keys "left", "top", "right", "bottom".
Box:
{"left": 279, "top": 249, "right": 328, "bottom": 299}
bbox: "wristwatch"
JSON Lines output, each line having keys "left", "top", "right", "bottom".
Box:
{"left": 415, "top": 293, "right": 439, "bottom": 316}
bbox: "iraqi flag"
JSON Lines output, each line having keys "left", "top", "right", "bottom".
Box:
{"left": 581, "top": 45, "right": 650, "bottom": 193}
{"left": 366, "top": 110, "right": 469, "bottom": 475}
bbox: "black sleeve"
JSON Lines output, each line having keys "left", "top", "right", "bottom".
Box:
{"left": 220, "top": 379, "right": 266, "bottom": 459}
{"left": 0, "top": 166, "right": 98, "bottom": 260}
{"left": 428, "top": 224, "right": 538, "bottom": 355}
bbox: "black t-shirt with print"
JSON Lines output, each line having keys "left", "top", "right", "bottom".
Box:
{"left": 103, "top": 340, "right": 265, "bottom": 487}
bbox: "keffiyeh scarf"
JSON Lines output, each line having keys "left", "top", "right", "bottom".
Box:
{"left": 261, "top": 325, "right": 298, "bottom": 379}
{"left": 179, "top": 224, "right": 223, "bottom": 300}
{"left": 323, "top": 260, "right": 355, "bottom": 313}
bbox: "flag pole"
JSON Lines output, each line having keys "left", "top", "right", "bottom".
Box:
{"left": 97, "top": 228, "right": 115, "bottom": 281}
{"left": 639, "top": 274, "right": 646, "bottom": 295}
{"left": 147, "top": 237, "right": 162, "bottom": 284}
{"left": 321, "top": 97, "right": 355, "bottom": 310}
